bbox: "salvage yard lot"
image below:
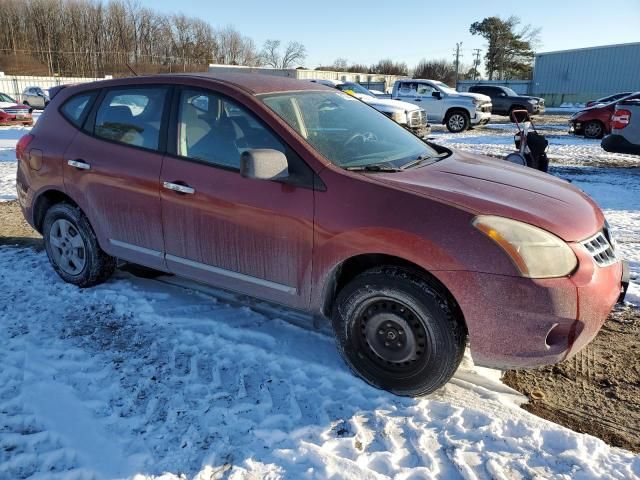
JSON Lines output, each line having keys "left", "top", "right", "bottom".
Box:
{"left": 1, "top": 114, "right": 639, "bottom": 479}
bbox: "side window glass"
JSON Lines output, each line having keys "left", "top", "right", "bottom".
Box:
{"left": 94, "top": 87, "right": 167, "bottom": 150}
{"left": 398, "top": 82, "right": 417, "bottom": 96}
{"left": 416, "top": 84, "right": 434, "bottom": 96}
{"left": 60, "top": 92, "right": 96, "bottom": 127}
{"left": 177, "top": 89, "right": 286, "bottom": 169}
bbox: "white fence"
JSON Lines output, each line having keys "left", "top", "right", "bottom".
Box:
{"left": 0, "top": 73, "right": 112, "bottom": 102}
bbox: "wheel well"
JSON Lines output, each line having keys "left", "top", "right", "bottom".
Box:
{"left": 443, "top": 107, "right": 470, "bottom": 123}
{"left": 32, "top": 190, "right": 78, "bottom": 233}
{"left": 322, "top": 253, "right": 465, "bottom": 327}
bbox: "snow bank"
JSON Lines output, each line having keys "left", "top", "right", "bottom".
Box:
{"left": 1, "top": 247, "right": 638, "bottom": 479}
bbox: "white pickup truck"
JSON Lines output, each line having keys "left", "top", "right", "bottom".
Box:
{"left": 310, "top": 79, "right": 430, "bottom": 137}
{"left": 384, "top": 79, "right": 492, "bottom": 133}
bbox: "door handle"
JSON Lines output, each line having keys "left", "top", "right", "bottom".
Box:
{"left": 163, "top": 181, "right": 195, "bottom": 195}
{"left": 67, "top": 159, "right": 91, "bottom": 170}
{"left": 414, "top": 98, "right": 422, "bottom": 102}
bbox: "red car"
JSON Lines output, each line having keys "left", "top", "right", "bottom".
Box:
{"left": 570, "top": 92, "right": 640, "bottom": 138}
{"left": 17, "top": 74, "right": 628, "bottom": 396}
{"left": 0, "top": 92, "right": 33, "bottom": 126}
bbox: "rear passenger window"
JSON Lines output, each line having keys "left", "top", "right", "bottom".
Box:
{"left": 94, "top": 87, "right": 168, "bottom": 150}
{"left": 60, "top": 92, "right": 96, "bottom": 127}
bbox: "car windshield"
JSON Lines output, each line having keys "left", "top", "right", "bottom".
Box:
{"left": 433, "top": 81, "right": 458, "bottom": 94}
{"left": 503, "top": 87, "right": 518, "bottom": 96}
{"left": 261, "top": 91, "right": 440, "bottom": 169}
{"left": 336, "top": 83, "right": 374, "bottom": 97}
{"left": 0, "top": 93, "right": 16, "bottom": 103}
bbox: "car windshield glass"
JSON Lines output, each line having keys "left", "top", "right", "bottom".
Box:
{"left": 261, "top": 91, "right": 440, "bottom": 169}
{"left": 0, "top": 93, "right": 16, "bottom": 103}
{"left": 337, "top": 83, "right": 374, "bottom": 97}
{"left": 433, "top": 81, "right": 457, "bottom": 94}
{"left": 503, "top": 87, "right": 518, "bottom": 96}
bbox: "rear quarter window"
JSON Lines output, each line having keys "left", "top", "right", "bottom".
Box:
{"left": 60, "top": 92, "right": 97, "bottom": 127}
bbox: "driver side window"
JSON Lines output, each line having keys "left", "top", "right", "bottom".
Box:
{"left": 177, "top": 89, "right": 286, "bottom": 169}
{"left": 416, "top": 84, "right": 435, "bottom": 96}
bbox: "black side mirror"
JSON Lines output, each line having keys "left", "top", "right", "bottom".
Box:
{"left": 432, "top": 91, "right": 442, "bottom": 100}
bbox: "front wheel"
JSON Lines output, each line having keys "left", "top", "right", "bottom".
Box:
{"left": 583, "top": 120, "right": 604, "bottom": 139}
{"left": 43, "top": 203, "right": 116, "bottom": 287}
{"left": 331, "top": 266, "right": 467, "bottom": 396}
{"left": 445, "top": 110, "right": 470, "bottom": 133}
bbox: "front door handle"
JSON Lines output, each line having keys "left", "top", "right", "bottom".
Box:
{"left": 163, "top": 181, "right": 195, "bottom": 195}
{"left": 67, "top": 159, "right": 91, "bottom": 170}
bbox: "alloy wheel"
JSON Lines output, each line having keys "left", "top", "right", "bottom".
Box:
{"left": 448, "top": 114, "right": 466, "bottom": 132}
{"left": 48, "top": 219, "right": 87, "bottom": 275}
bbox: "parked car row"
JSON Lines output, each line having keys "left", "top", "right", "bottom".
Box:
{"left": 569, "top": 92, "right": 640, "bottom": 139}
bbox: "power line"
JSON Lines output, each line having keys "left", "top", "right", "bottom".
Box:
{"left": 453, "top": 42, "right": 462, "bottom": 87}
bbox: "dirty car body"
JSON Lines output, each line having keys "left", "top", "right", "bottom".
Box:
{"left": 17, "top": 73, "right": 628, "bottom": 396}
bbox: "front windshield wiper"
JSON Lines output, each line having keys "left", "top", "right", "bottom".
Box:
{"left": 346, "top": 164, "right": 401, "bottom": 172}
{"left": 400, "top": 152, "right": 449, "bottom": 170}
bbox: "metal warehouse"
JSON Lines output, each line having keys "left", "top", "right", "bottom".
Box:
{"left": 531, "top": 42, "right": 640, "bottom": 106}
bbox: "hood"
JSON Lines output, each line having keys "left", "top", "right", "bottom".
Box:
{"left": 0, "top": 101, "right": 28, "bottom": 110}
{"left": 370, "top": 150, "right": 603, "bottom": 242}
{"left": 356, "top": 94, "right": 420, "bottom": 112}
{"left": 514, "top": 95, "right": 543, "bottom": 103}
{"left": 457, "top": 92, "right": 491, "bottom": 103}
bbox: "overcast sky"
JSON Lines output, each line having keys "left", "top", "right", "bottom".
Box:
{"left": 146, "top": 0, "right": 640, "bottom": 68}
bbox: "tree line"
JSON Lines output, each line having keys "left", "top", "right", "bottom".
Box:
{"left": 0, "top": 0, "right": 306, "bottom": 77}
{"left": 0, "top": 1, "right": 538, "bottom": 85}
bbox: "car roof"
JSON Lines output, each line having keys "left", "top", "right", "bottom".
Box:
{"left": 75, "top": 72, "right": 333, "bottom": 96}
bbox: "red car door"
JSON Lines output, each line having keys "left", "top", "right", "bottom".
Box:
{"left": 63, "top": 86, "right": 169, "bottom": 270}
{"left": 160, "top": 87, "right": 315, "bottom": 308}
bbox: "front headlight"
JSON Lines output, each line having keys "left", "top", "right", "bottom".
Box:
{"left": 472, "top": 98, "right": 480, "bottom": 105}
{"left": 473, "top": 215, "right": 578, "bottom": 278}
{"left": 528, "top": 99, "right": 538, "bottom": 105}
{"left": 391, "top": 111, "right": 407, "bottom": 124}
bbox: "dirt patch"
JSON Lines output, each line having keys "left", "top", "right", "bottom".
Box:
{"left": 0, "top": 200, "right": 42, "bottom": 249}
{"left": 503, "top": 305, "right": 640, "bottom": 453}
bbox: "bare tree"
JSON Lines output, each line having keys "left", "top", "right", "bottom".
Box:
{"left": 261, "top": 39, "right": 281, "bottom": 68}
{"left": 413, "top": 59, "right": 456, "bottom": 84}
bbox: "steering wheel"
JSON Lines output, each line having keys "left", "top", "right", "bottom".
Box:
{"left": 345, "top": 131, "right": 378, "bottom": 147}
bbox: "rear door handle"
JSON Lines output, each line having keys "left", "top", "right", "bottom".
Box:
{"left": 163, "top": 181, "right": 195, "bottom": 195}
{"left": 67, "top": 159, "right": 91, "bottom": 170}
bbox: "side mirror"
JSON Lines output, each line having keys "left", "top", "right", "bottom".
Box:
{"left": 432, "top": 91, "right": 442, "bottom": 100}
{"left": 240, "top": 149, "right": 289, "bottom": 181}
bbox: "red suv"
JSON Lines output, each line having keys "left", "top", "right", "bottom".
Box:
{"left": 17, "top": 74, "right": 628, "bottom": 396}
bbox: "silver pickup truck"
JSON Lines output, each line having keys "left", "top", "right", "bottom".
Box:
{"left": 601, "top": 98, "right": 640, "bottom": 155}
{"left": 383, "top": 79, "right": 492, "bottom": 133}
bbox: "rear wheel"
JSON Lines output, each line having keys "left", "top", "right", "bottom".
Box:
{"left": 583, "top": 120, "right": 604, "bottom": 139}
{"left": 445, "top": 110, "right": 470, "bottom": 133}
{"left": 331, "top": 266, "right": 467, "bottom": 396}
{"left": 43, "top": 203, "right": 116, "bottom": 287}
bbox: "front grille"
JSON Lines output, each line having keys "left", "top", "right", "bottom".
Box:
{"left": 481, "top": 104, "right": 492, "bottom": 112}
{"left": 581, "top": 231, "right": 617, "bottom": 267}
{"left": 409, "top": 110, "right": 427, "bottom": 127}
{"left": 3, "top": 108, "right": 29, "bottom": 115}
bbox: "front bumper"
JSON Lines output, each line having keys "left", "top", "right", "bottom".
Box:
{"left": 0, "top": 114, "right": 33, "bottom": 126}
{"left": 411, "top": 124, "right": 432, "bottom": 138}
{"left": 471, "top": 110, "right": 492, "bottom": 126}
{"left": 436, "top": 246, "right": 626, "bottom": 369}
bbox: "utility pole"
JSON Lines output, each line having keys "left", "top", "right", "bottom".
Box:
{"left": 473, "top": 48, "right": 481, "bottom": 80}
{"left": 453, "top": 42, "right": 462, "bottom": 88}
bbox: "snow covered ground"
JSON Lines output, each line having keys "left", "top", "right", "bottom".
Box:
{"left": 1, "top": 121, "right": 639, "bottom": 479}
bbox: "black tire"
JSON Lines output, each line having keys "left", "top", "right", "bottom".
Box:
{"left": 583, "top": 120, "right": 604, "bottom": 139}
{"left": 43, "top": 203, "right": 116, "bottom": 287}
{"left": 444, "top": 110, "right": 470, "bottom": 133}
{"left": 331, "top": 266, "right": 467, "bottom": 396}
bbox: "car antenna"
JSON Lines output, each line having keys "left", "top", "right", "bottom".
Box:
{"left": 125, "top": 63, "right": 139, "bottom": 77}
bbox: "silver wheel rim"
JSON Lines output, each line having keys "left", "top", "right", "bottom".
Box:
{"left": 49, "top": 219, "right": 87, "bottom": 275}
{"left": 449, "top": 114, "right": 465, "bottom": 132}
{"left": 585, "top": 123, "right": 601, "bottom": 137}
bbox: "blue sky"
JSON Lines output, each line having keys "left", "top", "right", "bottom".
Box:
{"left": 146, "top": 0, "right": 640, "bottom": 68}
